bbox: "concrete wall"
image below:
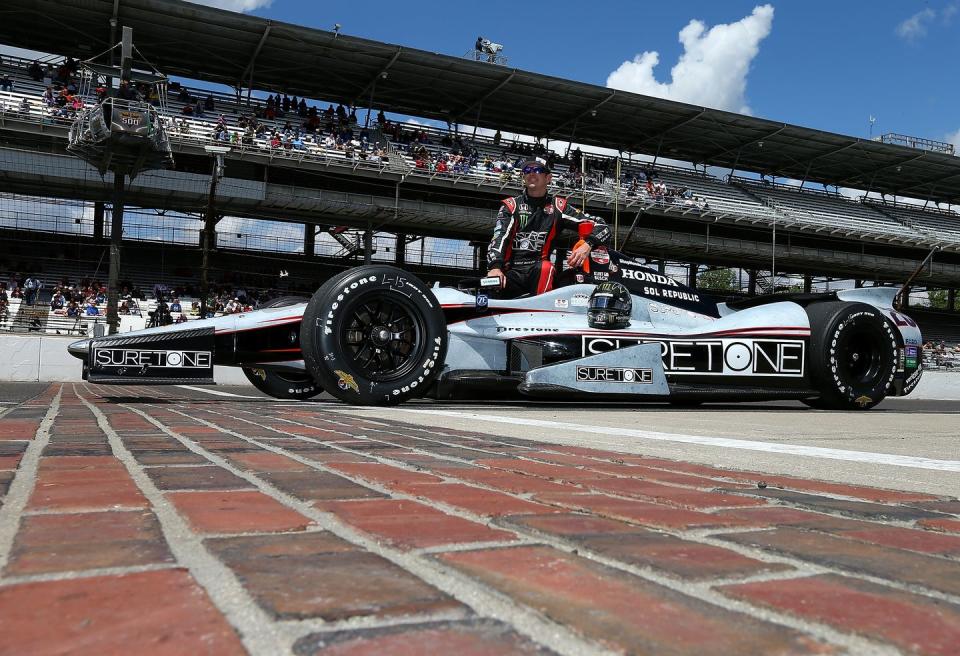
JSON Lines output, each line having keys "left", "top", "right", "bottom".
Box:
{"left": 0, "top": 335, "right": 250, "bottom": 386}
{"left": 910, "top": 371, "right": 960, "bottom": 400}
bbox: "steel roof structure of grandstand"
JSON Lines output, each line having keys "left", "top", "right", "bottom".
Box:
{"left": 4, "top": 0, "right": 960, "bottom": 206}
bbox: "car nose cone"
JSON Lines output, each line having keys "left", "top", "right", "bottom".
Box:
{"left": 68, "top": 338, "right": 91, "bottom": 360}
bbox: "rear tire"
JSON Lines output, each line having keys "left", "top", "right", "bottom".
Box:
{"left": 240, "top": 295, "right": 321, "bottom": 400}
{"left": 242, "top": 367, "right": 322, "bottom": 400}
{"left": 805, "top": 302, "right": 898, "bottom": 410}
{"left": 300, "top": 265, "right": 447, "bottom": 405}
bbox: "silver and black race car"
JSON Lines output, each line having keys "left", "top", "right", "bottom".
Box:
{"left": 68, "top": 249, "right": 923, "bottom": 410}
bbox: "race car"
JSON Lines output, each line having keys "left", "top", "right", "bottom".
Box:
{"left": 67, "top": 249, "right": 923, "bottom": 409}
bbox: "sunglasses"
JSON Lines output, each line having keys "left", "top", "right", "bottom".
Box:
{"left": 522, "top": 165, "right": 548, "bottom": 175}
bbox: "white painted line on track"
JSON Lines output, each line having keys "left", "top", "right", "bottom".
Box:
{"left": 394, "top": 408, "right": 960, "bottom": 473}
{"left": 175, "top": 385, "right": 267, "bottom": 399}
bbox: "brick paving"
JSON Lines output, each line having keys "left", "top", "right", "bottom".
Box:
{"left": 0, "top": 385, "right": 958, "bottom": 654}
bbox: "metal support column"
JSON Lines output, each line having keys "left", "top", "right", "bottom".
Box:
{"left": 476, "top": 242, "right": 488, "bottom": 274}
{"left": 106, "top": 174, "right": 125, "bottom": 335}
{"left": 93, "top": 201, "right": 105, "bottom": 240}
{"left": 200, "top": 152, "right": 224, "bottom": 321}
{"left": 395, "top": 233, "right": 406, "bottom": 266}
{"left": 687, "top": 263, "right": 697, "bottom": 288}
{"left": 363, "top": 223, "right": 373, "bottom": 264}
{"left": 748, "top": 270, "right": 758, "bottom": 296}
{"left": 948, "top": 288, "right": 956, "bottom": 312}
{"left": 803, "top": 274, "right": 812, "bottom": 294}
{"left": 304, "top": 223, "right": 315, "bottom": 259}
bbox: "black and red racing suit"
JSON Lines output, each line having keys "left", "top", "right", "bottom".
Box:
{"left": 487, "top": 191, "right": 610, "bottom": 298}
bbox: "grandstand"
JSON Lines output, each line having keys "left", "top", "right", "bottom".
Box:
{"left": 1, "top": 0, "right": 959, "bottom": 343}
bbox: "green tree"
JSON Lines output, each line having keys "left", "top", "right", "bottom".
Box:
{"left": 927, "top": 289, "right": 951, "bottom": 310}
{"left": 697, "top": 268, "right": 737, "bottom": 291}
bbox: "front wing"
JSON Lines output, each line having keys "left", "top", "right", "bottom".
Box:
{"left": 83, "top": 326, "right": 217, "bottom": 385}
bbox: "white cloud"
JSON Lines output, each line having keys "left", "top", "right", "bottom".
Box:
{"left": 896, "top": 8, "right": 936, "bottom": 40}
{"left": 946, "top": 128, "right": 960, "bottom": 151}
{"left": 186, "top": 0, "right": 273, "bottom": 12}
{"left": 605, "top": 5, "right": 774, "bottom": 115}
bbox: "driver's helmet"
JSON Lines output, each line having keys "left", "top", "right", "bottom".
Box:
{"left": 587, "top": 282, "right": 632, "bottom": 330}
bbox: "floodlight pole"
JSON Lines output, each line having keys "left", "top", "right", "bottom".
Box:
{"left": 200, "top": 147, "right": 228, "bottom": 320}
{"left": 105, "top": 172, "right": 126, "bottom": 335}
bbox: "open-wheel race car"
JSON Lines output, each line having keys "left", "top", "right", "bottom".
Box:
{"left": 68, "top": 249, "right": 923, "bottom": 410}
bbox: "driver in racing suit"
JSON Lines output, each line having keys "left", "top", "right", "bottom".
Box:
{"left": 486, "top": 158, "right": 610, "bottom": 298}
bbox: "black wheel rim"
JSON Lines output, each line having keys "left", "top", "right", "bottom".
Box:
{"left": 838, "top": 324, "right": 884, "bottom": 386}
{"left": 339, "top": 293, "right": 425, "bottom": 382}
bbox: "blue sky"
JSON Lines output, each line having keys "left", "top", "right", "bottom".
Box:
{"left": 206, "top": 0, "right": 960, "bottom": 148}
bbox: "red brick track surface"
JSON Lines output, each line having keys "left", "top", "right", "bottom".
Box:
{"left": 0, "top": 384, "right": 959, "bottom": 655}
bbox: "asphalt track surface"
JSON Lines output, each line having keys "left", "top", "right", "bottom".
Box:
{"left": 0, "top": 382, "right": 958, "bottom": 655}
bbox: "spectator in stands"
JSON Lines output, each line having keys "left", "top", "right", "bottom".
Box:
{"left": 23, "top": 275, "right": 41, "bottom": 306}
{"left": 0, "top": 75, "right": 12, "bottom": 92}
{"left": 84, "top": 301, "right": 99, "bottom": 316}
{"left": 66, "top": 301, "right": 79, "bottom": 318}
{"left": 0, "top": 285, "right": 8, "bottom": 318}
{"left": 116, "top": 81, "right": 138, "bottom": 101}
{"left": 204, "top": 94, "right": 215, "bottom": 111}
{"left": 50, "top": 291, "right": 65, "bottom": 312}
{"left": 18, "top": 97, "right": 30, "bottom": 116}
{"left": 170, "top": 298, "right": 182, "bottom": 313}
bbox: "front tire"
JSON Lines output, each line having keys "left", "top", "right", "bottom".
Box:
{"left": 300, "top": 265, "right": 447, "bottom": 405}
{"left": 805, "top": 302, "right": 898, "bottom": 410}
